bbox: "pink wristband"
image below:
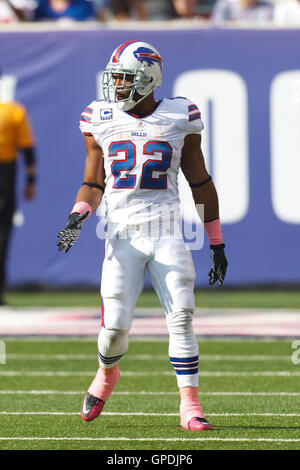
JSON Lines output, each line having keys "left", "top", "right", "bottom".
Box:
{"left": 204, "top": 219, "right": 223, "bottom": 245}
{"left": 71, "top": 201, "right": 92, "bottom": 219}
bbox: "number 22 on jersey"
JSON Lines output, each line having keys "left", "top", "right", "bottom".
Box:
{"left": 108, "top": 140, "right": 172, "bottom": 190}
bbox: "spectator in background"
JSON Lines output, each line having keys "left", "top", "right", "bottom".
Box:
{"left": 108, "top": 0, "right": 147, "bottom": 20}
{"left": 0, "top": 71, "right": 37, "bottom": 305}
{"left": 172, "top": 0, "right": 199, "bottom": 18}
{"left": 212, "top": 0, "right": 273, "bottom": 22}
{"left": 33, "top": 0, "right": 95, "bottom": 21}
{"left": 273, "top": 0, "right": 300, "bottom": 24}
{"left": 0, "top": 0, "right": 34, "bottom": 22}
{"left": 143, "top": 0, "right": 177, "bottom": 20}
{"left": 92, "top": 0, "right": 108, "bottom": 20}
{"left": 93, "top": 0, "right": 147, "bottom": 21}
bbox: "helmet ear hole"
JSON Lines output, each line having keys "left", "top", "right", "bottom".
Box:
{"left": 143, "top": 76, "right": 152, "bottom": 85}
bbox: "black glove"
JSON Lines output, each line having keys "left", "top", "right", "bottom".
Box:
{"left": 57, "top": 211, "right": 89, "bottom": 253}
{"left": 208, "top": 243, "right": 228, "bottom": 287}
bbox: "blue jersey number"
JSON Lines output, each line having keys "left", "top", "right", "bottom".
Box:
{"left": 141, "top": 141, "right": 172, "bottom": 189}
{"left": 108, "top": 140, "right": 172, "bottom": 189}
{"left": 109, "top": 141, "right": 136, "bottom": 189}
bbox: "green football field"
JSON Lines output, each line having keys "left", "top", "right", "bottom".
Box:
{"left": 4, "top": 288, "right": 300, "bottom": 309}
{"left": 0, "top": 337, "right": 299, "bottom": 451}
{"left": 0, "top": 289, "right": 300, "bottom": 451}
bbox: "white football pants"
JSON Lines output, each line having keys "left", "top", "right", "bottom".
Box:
{"left": 98, "top": 224, "right": 199, "bottom": 387}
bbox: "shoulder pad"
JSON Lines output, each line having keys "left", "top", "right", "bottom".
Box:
{"left": 80, "top": 100, "right": 99, "bottom": 123}
{"left": 168, "top": 96, "right": 187, "bottom": 101}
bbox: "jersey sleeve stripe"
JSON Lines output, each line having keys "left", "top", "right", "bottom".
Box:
{"left": 189, "top": 113, "right": 201, "bottom": 121}
{"left": 188, "top": 104, "right": 198, "bottom": 112}
{"left": 84, "top": 107, "right": 93, "bottom": 114}
{"left": 80, "top": 116, "right": 92, "bottom": 123}
{"left": 81, "top": 112, "right": 92, "bottom": 119}
{"left": 189, "top": 111, "right": 201, "bottom": 117}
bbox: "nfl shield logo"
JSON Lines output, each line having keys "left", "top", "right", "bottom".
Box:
{"left": 100, "top": 108, "right": 113, "bottom": 120}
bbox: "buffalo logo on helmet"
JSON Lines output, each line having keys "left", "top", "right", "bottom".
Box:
{"left": 133, "top": 47, "right": 162, "bottom": 69}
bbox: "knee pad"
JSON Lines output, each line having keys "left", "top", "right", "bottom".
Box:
{"left": 166, "top": 310, "right": 198, "bottom": 358}
{"left": 166, "top": 310, "right": 194, "bottom": 335}
{"left": 98, "top": 327, "right": 129, "bottom": 369}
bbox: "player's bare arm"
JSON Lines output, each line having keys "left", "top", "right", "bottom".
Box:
{"left": 74, "top": 135, "right": 105, "bottom": 212}
{"left": 181, "top": 133, "right": 219, "bottom": 223}
{"left": 181, "top": 133, "right": 228, "bottom": 287}
{"left": 57, "top": 135, "right": 105, "bottom": 253}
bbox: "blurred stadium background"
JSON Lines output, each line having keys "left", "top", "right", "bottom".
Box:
{"left": 1, "top": 22, "right": 300, "bottom": 301}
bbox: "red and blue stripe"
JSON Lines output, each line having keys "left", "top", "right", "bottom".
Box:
{"left": 80, "top": 107, "right": 93, "bottom": 123}
{"left": 189, "top": 113, "right": 201, "bottom": 122}
{"left": 80, "top": 116, "right": 91, "bottom": 123}
{"left": 100, "top": 294, "right": 105, "bottom": 327}
{"left": 170, "top": 356, "right": 199, "bottom": 375}
{"left": 188, "top": 103, "right": 201, "bottom": 121}
{"left": 136, "top": 52, "right": 162, "bottom": 64}
{"left": 112, "top": 40, "right": 138, "bottom": 63}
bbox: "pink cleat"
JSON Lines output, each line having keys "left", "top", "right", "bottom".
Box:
{"left": 181, "top": 416, "right": 213, "bottom": 431}
{"left": 80, "top": 392, "right": 105, "bottom": 421}
{"left": 179, "top": 387, "right": 213, "bottom": 431}
{"left": 80, "top": 365, "right": 120, "bottom": 422}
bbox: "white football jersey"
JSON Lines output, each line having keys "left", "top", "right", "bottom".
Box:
{"left": 79, "top": 97, "right": 204, "bottom": 225}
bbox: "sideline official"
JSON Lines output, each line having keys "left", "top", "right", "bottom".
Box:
{"left": 0, "top": 72, "right": 37, "bottom": 305}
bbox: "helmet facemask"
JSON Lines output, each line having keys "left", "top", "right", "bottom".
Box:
{"left": 102, "top": 63, "right": 155, "bottom": 111}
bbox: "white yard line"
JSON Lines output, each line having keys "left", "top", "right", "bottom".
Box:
{"left": 5, "top": 354, "right": 292, "bottom": 361}
{"left": 0, "top": 437, "right": 300, "bottom": 442}
{"left": 0, "top": 411, "right": 300, "bottom": 417}
{"left": 0, "top": 371, "right": 299, "bottom": 376}
{"left": 0, "top": 390, "right": 299, "bottom": 396}
{"left": 1, "top": 337, "right": 293, "bottom": 343}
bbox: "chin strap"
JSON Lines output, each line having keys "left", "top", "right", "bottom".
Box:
{"left": 117, "top": 90, "right": 150, "bottom": 112}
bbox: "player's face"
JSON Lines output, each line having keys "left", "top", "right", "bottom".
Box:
{"left": 112, "top": 73, "right": 135, "bottom": 100}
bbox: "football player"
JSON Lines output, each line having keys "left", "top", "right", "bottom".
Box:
{"left": 57, "top": 41, "right": 228, "bottom": 431}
